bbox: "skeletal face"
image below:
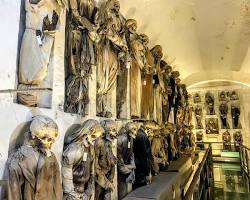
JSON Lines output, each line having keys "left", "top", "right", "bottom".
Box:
{"left": 101, "top": 120, "right": 117, "bottom": 141}
{"left": 166, "top": 66, "right": 172, "bottom": 74}
{"left": 129, "top": 126, "right": 137, "bottom": 139}
{"left": 86, "top": 126, "right": 104, "bottom": 145}
{"left": 126, "top": 123, "right": 138, "bottom": 139}
{"left": 152, "top": 45, "right": 163, "bottom": 61}
{"left": 109, "top": 127, "right": 117, "bottom": 139}
{"left": 112, "top": 0, "right": 120, "bottom": 14}
{"left": 144, "top": 123, "right": 156, "bottom": 137}
{"left": 127, "top": 21, "right": 137, "bottom": 34}
{"left": 139, "top": 34, "right": 149, "bottom": 46}
{"left": 30, "top": 116, "right": 58, "bottom": 150}
{"left": 33, "top": 127, "right": 58, "bottom": 149}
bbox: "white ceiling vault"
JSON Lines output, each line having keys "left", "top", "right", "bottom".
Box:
{"left": 119, "top": 0, "right": 250, "bottom": 87}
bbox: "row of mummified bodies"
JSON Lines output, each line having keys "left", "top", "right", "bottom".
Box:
{"left": 194, "top": 102, "right": 241, "bottom": 129}
{"left": 64, "top": 0, "right": 192, "bottom": 123}
{"left": 16, "top": 0, "right": 191, "bottom": 125}
{"left": 1, "top": 115, "right": 195, "bottom": 200}
{"left": 64, "top": 0, "right": 192, "bottom": 124}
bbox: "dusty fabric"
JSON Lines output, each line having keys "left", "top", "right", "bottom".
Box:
{"left": 154, "top": 84, "right": 163, "bottom": 124}
{"left": 1, "top": 145, "right": 62, "bottom": 200}
{"left": 116, "top": 65, "right": 128, "bottom": 118}
{"left": 151, "top": 137, "right": 167, "bottom": 174}
{"left": 94, "top": 137, "right": 116, "bottom": 200}
{"left": 133, "top": 129, "right": 153, "bottom": 189}
{"left": 141, "top": 49, "right": 155, "bottom": 119}
{"left": 62, "top": 123, "right": 96, "bottom": 200}
{"left": 96, "top": 5, "right": 127, "bottom": 115}
{"left": 130, "top": 37, "right": 146, "bottom": 118}
{"left": 117, "top": 133, "right": 135, "bottom": 199}
{"left": 19, "top": 0, "right": 60, "bottom": 85}
{"left": 17, "top": 84, "right": 39, "bottom": 107}
{"left": 65, "top": 0, "right": 98, "bottom": 115}
{"left": 62, "top": 143, "right": 94, "bottom": 200}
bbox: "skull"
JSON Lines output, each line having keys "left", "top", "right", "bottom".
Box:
{"left": 112, "top": 0, "right": 120, "bottom": 14}
{"left": 101, "top": 120, "right": 117, "bottom": 141}
{"left": 30, "top": 115, "right": 58, "bottom": 150}
{"left": 144, "top": 121, "right": 157, "bottom": 137}
{"left": 139, "top": 34, "right": 149, "bottom": 46}
{"left": 165, "top": 123, "right": 175, "bottom": 134}
{"left": 125, "top": 19, "right": 137, "bottom": 34}
{"left": 160, "top": 60, "right": 172, "bottom": 74}
{"left": 125, "top": 122, "right": 138, "bottom": 139}
{"left": 84, "top": 120, "right": 104, "bottom": 146}
{"left": 171, "top": 71, "right": 180, "bottom": 78}
{"left": 151, "top": 45, "right": 163, "bottom": 61}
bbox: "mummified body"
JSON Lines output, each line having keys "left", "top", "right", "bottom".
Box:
{"left": 95, "top": 120, "right": 117, "bottom": 200}
{"left": 96, "top": 0, "right": 128, "bottom": 117}
{"left": 151, "top": 46, "right": 164, "bottom": 124}
{"left": 219, "top": 103, "right": 229, "bottom": 129}
{"left": 18, "top": 0, "right": 65, "bottom": 107}
{"left": 116, "top": 19, "right": 137, "bottom": 118}
{"left": 161, "top": 61, "right": 173, "bottom": 123}
{"left": 64, "top": 0, "right": 99, "bottom": 115}
{"left": 133, "top": 122, "right": 154, "bottom": 189}
{"left": 141, "top": 39, "right": 155, "bottom": 119}
{"left": 151, "top": 128, "right": 168, "bottom": 174}
{"left": 62, "top": 119, "right": 104, "bottom": 200}
{"left": 1, "top": 116, "right": 62, "bottom": 200}
{"left": 129, "top": 34, "right": 148, "bottom": 118}
{"left": 222, "top": 131, "right": 231, "bottom": 150}
{"left": 117, "top": 122, "right": 138, "bottom": 200}
{"left": 231, "top": 104, "right": 241, "bottom": 129}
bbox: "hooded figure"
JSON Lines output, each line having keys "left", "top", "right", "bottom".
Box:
{"left": 96, "top": 0, "right": 128, "bottom": 117}
{"left": 64, "top": 0, "right": 100, "bottom": 115}
{"left": 1, "top": 115, "right": 62, "bottom": 200}
{"left": 95, "top": 120, "right": 117, "bottom": 200}
{"left": 117, "top": 122, "right": 138, "bottom": 199}
{"left": 62, "top": 119, "right": 104, "bottom": 200}
{"left": 133, "top": 122, "right": 154, "bottom": 189}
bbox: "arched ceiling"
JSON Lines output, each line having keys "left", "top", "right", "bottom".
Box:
{"left": 119, "top": 0, "right": 250, "bottom": 86}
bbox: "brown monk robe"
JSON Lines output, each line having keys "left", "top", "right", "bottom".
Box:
{"left": 96, "top": 0, "right": 127, "bottom": 117}
{"left": 141, "top": 44, "right": 155, "bottom": 119}
{"left": 65, "top": 0, "right": 99, "bottom": 115}
{"left": 151, "top": 45, "right": 164, "bottom": 124}
{"left": 117, "top": 19, "right": 137, "bottom": 118}
{"left": 151, "top": 129, "right": 168, "bottom": 174}
{"left": 130, "top": 34, "right": 148, "bottom": 118}
{"left": 1, "top": 116, "right": 62, "bottom": 200}
{"left": 2, "top": 146, "right": 62, "bottom": 200}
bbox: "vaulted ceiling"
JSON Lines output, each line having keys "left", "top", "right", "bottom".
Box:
{"left": 120, "top": 0, "right": 250, "bottom": 87}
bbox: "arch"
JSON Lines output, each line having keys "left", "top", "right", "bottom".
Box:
{"left": 182, "top": 71, "right": 250, "bottom": 88}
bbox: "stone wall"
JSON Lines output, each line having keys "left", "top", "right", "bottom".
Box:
{"left": 0, "top": 1, "right": 133, "bottom": 199}
{"left": 188, "top": 84, "right": 250, "bottom": 150}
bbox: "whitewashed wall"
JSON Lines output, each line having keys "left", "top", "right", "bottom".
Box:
{"left": 0, "top": 2, "right": 133, "bottom": 199}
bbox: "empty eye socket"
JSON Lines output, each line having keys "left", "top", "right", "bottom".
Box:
{"left": 47, "top": 137, "right": 54, "bottom": 142}
{"left": 41, "top": 136, "right": 47, "bottom": 141}
{"left": 91, "top": 135, "right": 97, "bottom": 139}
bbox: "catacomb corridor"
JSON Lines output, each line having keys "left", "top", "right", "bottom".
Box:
{"left": 1, "top": 0, "right": 250, "bottom": 200}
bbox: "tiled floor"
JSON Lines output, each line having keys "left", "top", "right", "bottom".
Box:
{"left": 213, "top": 162, "right": 250, "bottom": 200}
